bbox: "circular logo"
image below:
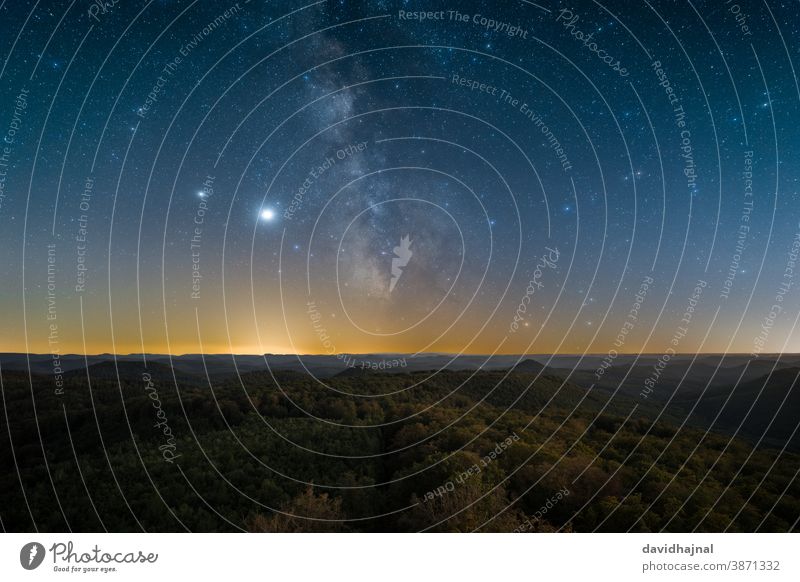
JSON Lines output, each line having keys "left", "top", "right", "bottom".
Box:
{"left": 19, "top": 542, "right": 45, "bottom": 570}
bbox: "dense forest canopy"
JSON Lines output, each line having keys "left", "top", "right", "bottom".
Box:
{"left": 1, "top": 360, "right": 797, "bottom": 532}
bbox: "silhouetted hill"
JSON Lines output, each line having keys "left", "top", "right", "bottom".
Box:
{"left": 64, "top": 359, "right": 200, "bottom": 385}
{"left": 685, "top": 367, "right": 800, "bottom": 448}
{"left": 510, "top": 358, "right": 547, "bottom": 375}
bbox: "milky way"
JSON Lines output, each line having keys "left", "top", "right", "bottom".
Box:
{"left": 0, "top": 1, "right": 799, "bottom": 358}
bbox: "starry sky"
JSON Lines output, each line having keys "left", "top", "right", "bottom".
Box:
{"left": 1, "top": 0, "right": 799, "bottom": 356}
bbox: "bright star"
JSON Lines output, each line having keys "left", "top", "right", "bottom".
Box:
{"left": 260, "top": 208, "right": 276, "bottom": 221}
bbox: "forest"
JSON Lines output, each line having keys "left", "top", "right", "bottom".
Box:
{"left": 1, "top": 359, "right": 798, "bottom": 532}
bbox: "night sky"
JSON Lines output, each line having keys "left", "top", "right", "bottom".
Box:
{"left": 1, "top": 0, "right": 799, "bottom": 356}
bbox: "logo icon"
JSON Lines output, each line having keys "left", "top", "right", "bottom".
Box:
{"left": 389, "top": 235, "right": 413, "bottom": 293}
{"left": 20, "top": 542, "right": 45, "bottom": 570}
